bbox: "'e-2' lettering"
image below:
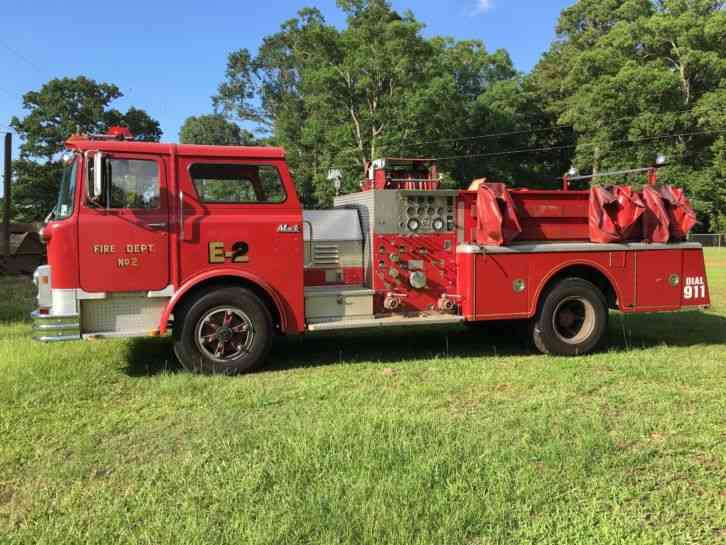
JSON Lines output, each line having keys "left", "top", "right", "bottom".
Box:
{"left": 208, "top": 241, "right": 250, "bottom": 264}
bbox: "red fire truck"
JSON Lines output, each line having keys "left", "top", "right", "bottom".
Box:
{"left": 31, "top": 128, "right": 711, "bottom": 374}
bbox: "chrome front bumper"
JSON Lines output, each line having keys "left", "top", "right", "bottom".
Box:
{"left": 31, "top": 310, "right": 81, "bottom": 342}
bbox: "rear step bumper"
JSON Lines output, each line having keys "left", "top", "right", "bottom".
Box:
{"left": 31, "top": 310, "right": 81, "bottom": 342}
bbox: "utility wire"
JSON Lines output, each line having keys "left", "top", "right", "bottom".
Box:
{"left": 433, "top": 128, "right": 726, "bottom": 161}
{"left": 0, "top": 38, "right": 44, "bottom": 74}
{"left": 327, "top": 123, "right": 724, "bottom": 171}
{"left": 402, "top": 106, "right": 718, "bottom": 150}
{"left": 406, "top": 125, "right": 573, "bottom": 147}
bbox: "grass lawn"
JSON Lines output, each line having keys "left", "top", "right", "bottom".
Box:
{"left": 1, "top": 249, "right": 725, "bottom": 544}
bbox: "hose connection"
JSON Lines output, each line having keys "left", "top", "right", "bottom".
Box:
{"left": 437, "top": 294, "right": 460, "bottom": 313}
{"left": 383, "top": 292, "right": 407, "bottom": 311}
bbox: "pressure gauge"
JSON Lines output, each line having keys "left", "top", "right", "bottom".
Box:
{"left": 427, "top": 207, "right": 435, "bottom": 216}
{"left": 409, "top": 271, "right": 427, "bottom": 289}
{"left": 407, "top": 206, "right": 416, "bottom": 216}
{"left": 432, "top": 217, "right": 445, "bottom": 232}
{"left": 407, "top": 218, "right": 421, "bottom": 232}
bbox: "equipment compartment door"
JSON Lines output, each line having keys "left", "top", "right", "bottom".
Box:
{"left": 78, "top": 154, "right": 170, "bottom": 292}
{"left": 473, "top": 253, "right": 530, "bottom": 318}
{"left": 634, "top": 250, "right": 682, "bottom": 311}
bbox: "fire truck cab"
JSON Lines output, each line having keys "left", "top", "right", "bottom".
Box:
{"left": 32, "top": 130, "right": 711, "bottom": 374}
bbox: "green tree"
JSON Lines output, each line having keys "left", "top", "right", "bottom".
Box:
{"left": 531, "top": 0, "right": 726, "bottom": 229}
{"left": 10, "top": 76, "right": 161, "bottom": 221}
{"left": 179, "top": 114, "right": 256, "bottom": 146}
{"left": 214, "top": 1, "right": 523, "bottom": 206}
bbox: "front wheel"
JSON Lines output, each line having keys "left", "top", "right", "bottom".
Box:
{"left": 173, "top": 287, "right": 273, "bottom": 374}
{"left": 531, "top": 278, "right": 608, "bottom": 356}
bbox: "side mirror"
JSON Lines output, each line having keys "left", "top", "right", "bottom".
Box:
{"left": 86, "top": 152, "right": 104, "bottom": 204}
{"left": 93, "top": 152, "right": 104, "bottom": 197}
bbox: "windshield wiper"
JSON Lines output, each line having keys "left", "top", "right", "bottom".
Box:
{"left": 44, "top": 208, "right": 56, "bottom": 223}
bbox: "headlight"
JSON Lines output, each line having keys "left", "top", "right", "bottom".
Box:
{"left": 33, "top": 270, "right": 39, "bottom": 287}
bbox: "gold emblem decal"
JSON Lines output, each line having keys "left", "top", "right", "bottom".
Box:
{"left": 92, "top": 242, "right": 156, "bottom": 268}
{"left": 208, "top": 241, "right": 249, "bottom": 264}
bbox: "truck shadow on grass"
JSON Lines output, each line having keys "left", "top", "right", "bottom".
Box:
{"left": 123, "top": 310, "right": 726, "bottom": 376}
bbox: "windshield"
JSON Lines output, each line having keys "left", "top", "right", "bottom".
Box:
{"left": 55, "top": 155, "right": 78, "bottom": 220}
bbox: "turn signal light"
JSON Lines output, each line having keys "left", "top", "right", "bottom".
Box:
{"left": 39, "top": 228, "right": 51, "bottom": 242}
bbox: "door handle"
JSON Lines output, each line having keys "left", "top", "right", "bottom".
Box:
{"left": 147, "top": 222, "right": 168, "bottom": 229}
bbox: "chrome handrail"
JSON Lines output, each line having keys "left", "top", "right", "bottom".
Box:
{"left": 179, "top": 191, "right": 185, "bottom": 241}
{"left": 303, "top": 220, "right": 314, "bottom": 267}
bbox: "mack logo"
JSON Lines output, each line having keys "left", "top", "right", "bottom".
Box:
{"left": 277, "top": 223, "right": 301, "bottom": 233}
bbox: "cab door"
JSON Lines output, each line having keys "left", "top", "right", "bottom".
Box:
{"left": 177, "top": 157, "right": 305, "bottom": 331}
{"left": 78, "top": 154, "right": 170, "bottom": 292}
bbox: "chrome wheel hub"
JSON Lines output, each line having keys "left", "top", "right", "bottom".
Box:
{"left": 194, "top": 306, "right": 254, "bottom": 362}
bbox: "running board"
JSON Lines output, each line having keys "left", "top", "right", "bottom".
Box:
{"left": 306, "top": 314, "right": 464, "bottom": 332}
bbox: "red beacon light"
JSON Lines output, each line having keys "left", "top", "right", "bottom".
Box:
{"left": 106, "top": 126, "right": 134, "bottom": 140}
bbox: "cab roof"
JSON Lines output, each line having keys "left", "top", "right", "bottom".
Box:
{"left": 65, "top": 134, "right": 286, "bottom": 160}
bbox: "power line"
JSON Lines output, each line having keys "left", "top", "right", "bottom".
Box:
{"left": 327, "top": 122, "right": 725, "bottom": 170}
{"left": 0, "top": 38, "right": 44, "bottom": 74}
{"left": 433, "top": 128, "right": 726, "bottom": 161}
{"left": 406, "top": 125, "right": 573, "bottom": 148}
{"left": 402, "top": 106, "right": 717, "bottom": 150}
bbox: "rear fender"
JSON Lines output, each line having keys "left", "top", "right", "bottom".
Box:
{"left": 529, "top": 259, "right": 624, "bottom": 317}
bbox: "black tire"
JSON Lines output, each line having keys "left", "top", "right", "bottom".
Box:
{"left": 531, "top": 278, "right": 608, "bottom": 356}
{"left": 173, "top": 287, "right": 273, "bottom": 375}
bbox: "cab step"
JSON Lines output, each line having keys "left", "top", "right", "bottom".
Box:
{"left": 306, "top": 313, "right": 463, "bottom": 332}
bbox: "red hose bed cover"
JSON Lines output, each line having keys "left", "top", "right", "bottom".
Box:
{"left": 663, "top": 185, "right": 698, "bottom": 240}
{"left": 589, "top": 186, "right": 645, "bottom": 243}
{"left": 642, "top": 185, "right": 697, "bottom": 243}
{"left": 475, "top": 182, "right": 522, "bottom": 246}
{"left": 642, "top": 186, "right": 671, "bottom": 242}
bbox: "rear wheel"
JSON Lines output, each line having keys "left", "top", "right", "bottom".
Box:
{"left": 173, "top": 287, "right": 273, "bottom": 374}
{"left": 531, "top": 278, "right": 608, "bottom": 356}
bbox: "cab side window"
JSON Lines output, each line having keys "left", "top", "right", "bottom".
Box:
{"left": 107, "top": 159, "right": 160, "bottom": 209}
{"left": 190, "top": 163, "right": 286, "bottom": 204}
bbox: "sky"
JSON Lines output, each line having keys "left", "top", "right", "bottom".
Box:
{"left": 0, "top": 0, "right": 573, "bottom": 196}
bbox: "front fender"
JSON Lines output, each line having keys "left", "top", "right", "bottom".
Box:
{"left": 159, "top": 269, "right": 289, "bottom": 334}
